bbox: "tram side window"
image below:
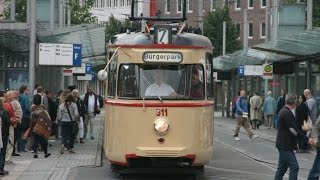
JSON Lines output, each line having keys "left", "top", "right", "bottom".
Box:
{"left": 206, "top": 54, "right": 214, "bottom": 99}
{"left": 107, "top": 60, "right": 117, "bottom": 98}
{"left": 118, "top": 64, "right": 139, "bottom": 98}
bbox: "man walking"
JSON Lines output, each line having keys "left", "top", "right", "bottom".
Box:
{"left": 233, "top": 90, "right": 259, "bottom": 141}
{"left": 304, "top": 89, "right": 317, "bottom": 125}
{"left": 274, "top": 93, "right": 315, "bottom": 180}
{"left": 84, "top": 87, "right": 99, "bottom": 140}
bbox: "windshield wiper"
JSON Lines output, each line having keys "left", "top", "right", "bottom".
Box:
{"left": 142, "top": 74, "right": 162, "bottom": 102}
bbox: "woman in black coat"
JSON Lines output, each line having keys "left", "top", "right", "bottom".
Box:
{"left": 296, "top": 94, "right": 309, "bottom": 152}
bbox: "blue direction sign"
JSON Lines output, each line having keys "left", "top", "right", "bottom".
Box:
{"left": 73, "top": 44, "right": 82, "bottom": 66}
{"left": 238, "top": 65, "right": 244, "bottom": 76}
{"left": 85, "top": 63, "right": 92, "bottom": 74}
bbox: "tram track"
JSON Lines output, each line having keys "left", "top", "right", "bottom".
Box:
{"left": 211, "top": 138, "right": 312, "bottom": 179}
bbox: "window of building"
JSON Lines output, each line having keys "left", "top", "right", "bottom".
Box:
{"left": 126, "top": 0, "right": 131, "bottom": 6}
{"left": 188, "top": 0, "right": 193, "bottom": 12}
{"left": 248, "top": 0, "right": 253, "bottom": 9}
{"left": 261, "top": 0, "right": 266, "bottom": 8}
{"left": 177, "top": 0, "right": 182, "bottom": 13}
{"left": 203, "top": 1, "right": 205, "bottom": 11}
{"left": 120, "top": 0, "right": 125, "bottom": 6}
{"left": 236, "top": 22, "right": 241, "bottom": 39}
{"left": 113, "top": 0, "right": 118, "bottom": 7}
{"left": 235, "top": 0, "right": 241, "bottom": 10}
{"left": 101, "top": 0, "right": 105, "bottom": 7}
{"left": 260, "top": 22, "right": 266, "bottom": 38}
{"left": 107, "top": 0, "right": 112, "bottom": 7}
{"left": 165, "top": 0, "right": 171, "bottom": 13}
{"left": 249, "top": 23, "right": 253, "bottom": 38}
{"left": 211, "top": 0, "right": 216, "bottom": 11}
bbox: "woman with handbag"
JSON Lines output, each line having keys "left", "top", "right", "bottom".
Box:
{"left": 296, "top": 94, "right": 310, "bottom": 152}
{"left": 57, "top": 93, "right": 79, "bottom": 154}
{"left": 72, "top": 89, "right": 85, "bottom": 144}
{"left": 29, "top": 94, "right": 52, "bottom": 158}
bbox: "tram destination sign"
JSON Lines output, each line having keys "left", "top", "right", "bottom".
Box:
{"left": 143, "top": 52, "right": 183, "bottom": 63}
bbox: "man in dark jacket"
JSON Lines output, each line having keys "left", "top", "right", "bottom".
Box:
{"left": 83, "top": 87, "right": 100, "bottom": 140}
{"left": 274, "top": 93, "right": 315, "bottom": 180}
{"left": 276, "top": 89, "right": 286, "bottom": 115}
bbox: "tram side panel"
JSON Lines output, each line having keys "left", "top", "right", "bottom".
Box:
{"left": 104, "top": 101, "right": 214, "bottom": 166}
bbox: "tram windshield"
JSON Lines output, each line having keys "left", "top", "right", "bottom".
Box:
{"left": 118, "top": 64, "right": 205, "bottom": 100}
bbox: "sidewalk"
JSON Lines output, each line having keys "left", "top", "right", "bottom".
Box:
{"left": 2, "top": 112, "right": 104, "bottom": 180}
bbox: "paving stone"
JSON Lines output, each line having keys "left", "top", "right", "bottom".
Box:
{"left": 3, "top": 112, "right": 104, "bottom": 180}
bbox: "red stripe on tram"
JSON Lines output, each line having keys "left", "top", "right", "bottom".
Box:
{"left": 108, "top": 44, "right": 208, "bottom": 49}
{"left": 105, "top": 100, "right": 214, "bottom": 107}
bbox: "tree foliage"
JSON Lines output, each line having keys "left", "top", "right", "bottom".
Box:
{"left": 67, "top": 0, "right": 97, "bottom": 24}
{"left": 105, "top": 15, "right": 123, "bottom": 44}
{"left": 0, "top": 0, "right": 97, "bottom": 24}
{"left": 203, "top": 6, "right": 241, "bottom": 57}
{"left": 0, "top": 0, "right": 27, "bottom": 22}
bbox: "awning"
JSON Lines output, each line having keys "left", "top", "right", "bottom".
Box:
{"left": 213, "top": 48, "right": 293, "bottom": 71}
{"left": 252, "top": 28, "right": 320, "bottom": 58}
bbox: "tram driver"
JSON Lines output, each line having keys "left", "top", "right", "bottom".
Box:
{"left": 144, "top": 70, "right": 178, "bottom": 97}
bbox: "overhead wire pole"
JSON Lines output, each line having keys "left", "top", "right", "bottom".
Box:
{"left": 50, "top": 0, "right": 55, "bottom": 30}
{"left": 307, "top": 0, "right": 313, "bottom": 30}
{"left": 198, "top": 0, "right": 204, "bottom": 34}
{"left": 10, "top": 0, "right": 15, "bottom": 21}
{"left": 29, "top": 0, "right": 36, "bottom": 95}
{"left": 59, "top": 0, "right": 65, "bottom": 90}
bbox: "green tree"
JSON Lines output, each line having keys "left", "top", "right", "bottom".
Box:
{"left": 67, "top": 0, "right": 97, "bottom": 24}
{"left": 0, "top": 0, "right": 97, "bottom": 24}
{"left": 203, "top": 6, "right": 241, "bottom": 57}
{"left": 105, "top": 15, "right": 123, "bottom": 44}
{"left": 313, "top": 0, "right": 320, "bottom": 27}
{"left": 0, "top": 0, "right": 27, "bottom": 22}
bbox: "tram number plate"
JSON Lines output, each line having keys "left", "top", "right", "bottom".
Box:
{"left": 156, "top": 108, "right": 168, "bottom": 116}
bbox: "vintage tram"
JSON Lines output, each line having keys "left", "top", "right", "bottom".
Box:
{"left": 98, "top": 0, "right": 214, "bottom": 173}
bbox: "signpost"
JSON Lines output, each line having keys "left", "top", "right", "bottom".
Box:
{"left": 39, "top": 43, "right": 82, "bottom": 66}
{"left": 238, "top": 65, "right": 244, "bottom": 76}
{"left": 263, "top": 64, "right": 273, "bottom": 79}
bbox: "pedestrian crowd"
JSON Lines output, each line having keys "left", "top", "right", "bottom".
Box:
{"left": 0, "top": 85, "right": 101, "bottom": 176}
{"left": 232, "top": 88, "right": 320, "bottom": 180}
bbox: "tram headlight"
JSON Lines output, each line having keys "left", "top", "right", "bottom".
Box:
{"left": 154, "top": 118, "right": 169, "bottom": 133}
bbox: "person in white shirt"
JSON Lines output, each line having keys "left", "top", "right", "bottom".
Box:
{"left": 83, "top": 87, "right": 99, "bottom": 140}
{"left": 145, "top": 70, "right": 177, "bottom": 97}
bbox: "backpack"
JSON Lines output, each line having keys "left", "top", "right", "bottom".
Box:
{"left": 232, "top": 97, "right": 242, "bottom": 114}
{"left": 232, "top": 102, "right": 237, "bottom": 114}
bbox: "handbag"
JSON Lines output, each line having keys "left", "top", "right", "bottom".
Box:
{"left": 22, "top": 128, "right": 31, "bottom": 140}
{"left": 66, "top": 104, "right": 79, "bottom": 135}
{"left": 302, "top": 115, "right": 313, "bottom": 132}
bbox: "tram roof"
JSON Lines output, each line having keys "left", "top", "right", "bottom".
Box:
{"left": 213, "top": 28, "right": 320, "bottom": 71}
{"left": 109, "top": 32, "right": 212, "bottom": 49}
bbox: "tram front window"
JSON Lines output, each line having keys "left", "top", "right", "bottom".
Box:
{"left": 118, "top": 64, "right": 205, "bottom": 100}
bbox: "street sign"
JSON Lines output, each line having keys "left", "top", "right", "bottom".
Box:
{"left": 244, "top": 65, "right": 263, "bottom": 76}
{"left": 85, "top": 63, "right": 92, "bottom": 74}
{"left": 39, "top": 43, "right": 82, "bottom": 66}
{"left": 77, "top": 74, "right": 92, "bottom": 81}
{"left": 73, "top": 44, "right": 82, "bottom": 66}
{"left": 263, "top": 64, "right": 273, "bottom": 79}
{"left": 72, "top": 63, "right": 86, "bottom": 75}
{"left": 238, "top": 65, "right": 244, "bottom": 76}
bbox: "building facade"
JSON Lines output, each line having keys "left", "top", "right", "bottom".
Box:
{"left": 92, "top": 0, "right": 150, "bottom": 23}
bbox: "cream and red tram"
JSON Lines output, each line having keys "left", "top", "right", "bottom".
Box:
{"left": 100, "top": 1, "right": 214, "bottom": 172}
